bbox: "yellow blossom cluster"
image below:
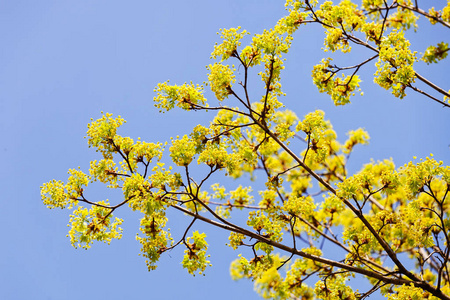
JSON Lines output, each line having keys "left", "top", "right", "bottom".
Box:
{"left": 154, "top": 81, "right": 207, "bottom": 111}
{"left": 375, "top": 30, "right": 417, "bottom": 99}
{"left": 67, "top": 200, "right": 123, "bottom": 249}
{"left": 136, "top": 214, "right": 172, "bottom": 271}
{"left": 182, "top": 231, "right": 211, "bottom": 276}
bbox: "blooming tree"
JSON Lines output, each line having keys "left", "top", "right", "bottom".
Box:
{"left": 41, "top": 0, "right": 450, "bottom": 299}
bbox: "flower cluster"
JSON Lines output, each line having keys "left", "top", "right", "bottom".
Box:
{"left": 316, "top": 0, "right": 364, "bottom": 53}
{"left": 89, "top": 159, "right": 118, "bottom": 187}
{"left": 206, "top": 63, "right": 236, "bottom": 101}
{"left": 211, "top": 27, "right": 248, "bottom": 61}
{"left": 312, "top": 58, "right": 362, "bottom": 105}
{"left": 182, "top": 231, "right": 211, "bottom": 276}
{"left": 41, "top": 168, "right": 90, "bottom": 209}
{"left": 154, "top": 81, "right": 207, "bottom": 111}
{"left": 399, "top": 156, "right": 445, "bottom": 198}
{"left": 136, "top": 214, "right": 172, "bottom": 271}
{"left": 374, "top": 30, "right": 417, "bottom": 99}
{"left": 67, "top": 201, "right": 123, "bottom": 249}
{"left": 169, "top": 135, "right": 197, "bottom": 166}
{"left": 342, "top": 128, "right": 370, "bottom": 154}
{"left": 296, "top": 110, "right": 339, "bottom": 162}
{"left": 422, "top": 42, "right": 449, "bottom": 64}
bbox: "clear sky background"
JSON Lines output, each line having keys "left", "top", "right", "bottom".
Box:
{"left": 1, "top": 1, "right": 449, "bottom": 299}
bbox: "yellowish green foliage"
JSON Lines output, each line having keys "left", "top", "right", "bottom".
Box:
{"left": 207, "top": 63, "right": 236, "bottom": 101}
{"left": 375, "top": 30, "right": 417, "bottom": 99}
{"left": 312, "top": 58, "right": 362, "bottom": 105}
{"left": 284, "top": 195, "right": 315, "bottom": 217}
{"left": 229, "top": 185, "right": 254, "bottom": 208}
{"left": 444, "top": 1, "right": 450, "bottom": 22}
{"left": 227, "top": 232, "right": 245, "bottom": 250}
{"left": 41, "top": 168, "right": 90, "bottom": 210}
{"left": 41, "top": 180, "right": 67, "bottom": 209}
{"left": 422, "top": 42, "right": 449, "bottom": 64}
{"left": 387, "top": 6, "right": 418, "bottom": 31}
{"left": 343, "top": 128, "right": 370, "bottom": 154}
{"left": 89, "top": 159, "right": 118, "bottom": 187}
{"left": 68, "top": 201, "right": 123, "bottom": 249}
{"left": 154, "top": 81, "right": 207, "bottom": 111}
{"left": 400, "top": 156, "right": 446, "bottom": 198}
{"left": 296, "top": 110, "right": 340, "bottom": 162}
{"left": 314, "top": 272, "right": 357, "bottom": 300}
{"left": 170, "top": 135, "right": 197, "bottom": 166}
{"left": 316, "top": 0, "right": 363, "bottom": 53}
{"left": 136, "top": 214, "right": 172, "bottom": 271}
{"left": 182, "top": 231, "right": 211, "bottom": 276}
{"left": 41, "top": 0, "right": 450, "bottom": 299}
{"left": 211, "top": 27, "right": 249, "bottom": 61}
{"left": 86, "top": 112, "right": 125, "bottom": 159}
{"left": 387, "top": 284, "right": 424, "bottom": 300}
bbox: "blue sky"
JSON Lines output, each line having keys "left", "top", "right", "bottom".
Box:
{"left": 1, "top": 1, "right": 449, "bottom": 299}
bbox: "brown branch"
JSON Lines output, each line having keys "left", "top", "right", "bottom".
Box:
{"left": 378, "top": 0, "right": 392, "bottom": 41}
{"left": 207, "top": 201, "right": 262, "bottom": 210}
{"left": 109, "top": 139, "right": 135, "bottom": 174}
{"left": 407, "top": 84, "right": 450, "bottom": 107}
{"left": 413, "top": 73, "right": 450, "bottom": 104}
{"left": 261, "top": 55, "right": 276, "bottom": 122}
{"left": 396, "top": 3, "right": 450, "bottom": 29}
